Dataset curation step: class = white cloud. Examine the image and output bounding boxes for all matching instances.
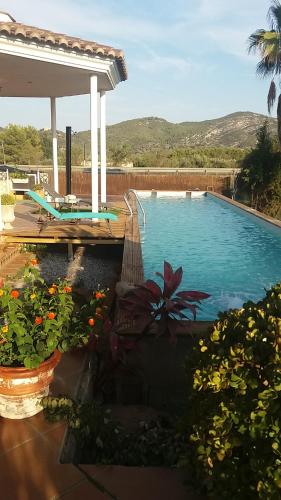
[0,0,267,62]
[0,0,168,46]
[205,27,254,61]
[178,0,271,61]
[134,47,197,73]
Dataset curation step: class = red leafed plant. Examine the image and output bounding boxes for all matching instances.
[119,261,210,338]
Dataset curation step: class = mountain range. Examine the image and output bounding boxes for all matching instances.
[74,111,277,152]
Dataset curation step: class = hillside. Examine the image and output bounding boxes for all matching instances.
[75,111,277,152]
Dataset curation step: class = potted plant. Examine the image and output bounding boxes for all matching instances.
[0,262,89,419]
[10,170,29,183]
[33,183,45,198]
[1,193,15,229]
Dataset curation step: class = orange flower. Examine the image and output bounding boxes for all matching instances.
[31,259,38,266]
[48,287,56,295]
[95,292,105,300]
[88,318,95,327]
[35,316,43,325]
[11,290,19,299]
[47,312,56,320]
[63,286,72,293]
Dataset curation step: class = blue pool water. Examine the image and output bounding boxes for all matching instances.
[138,194,281,320]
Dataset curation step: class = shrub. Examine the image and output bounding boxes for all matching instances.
[0,263,91,368]
[42,395,187,466]
[10,170,28,179]
[33,183,44,191]
[1,194,15,205]
[183,283,281,498]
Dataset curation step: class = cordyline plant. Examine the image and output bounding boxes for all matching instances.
[119,261,210,339]
[0,261,89,369]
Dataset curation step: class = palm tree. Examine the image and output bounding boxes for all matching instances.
[248,0,281,144]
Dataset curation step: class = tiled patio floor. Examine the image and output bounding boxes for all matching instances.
[0,350,202,500]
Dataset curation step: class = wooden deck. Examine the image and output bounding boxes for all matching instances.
[1,199,128,244]
[121,197,144,285]
[116,194,144,332]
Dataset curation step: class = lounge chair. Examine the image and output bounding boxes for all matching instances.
[26,190,118,222]
[41,183,91,208]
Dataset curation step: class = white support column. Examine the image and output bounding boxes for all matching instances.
[50,97,59,192]
[100,90,107,205]
[0,197,3,232]
[90,75,99,212]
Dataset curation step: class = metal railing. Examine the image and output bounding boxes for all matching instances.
[123,192,133,217]
[126,189,146,224]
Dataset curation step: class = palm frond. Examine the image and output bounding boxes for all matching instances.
[275,52,281,74]
[268,80,277,112]
[267,0,281,31]
[248,30,266,53]
[257,57,276,77]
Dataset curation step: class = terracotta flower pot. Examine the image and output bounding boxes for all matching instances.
[0,350,61,419]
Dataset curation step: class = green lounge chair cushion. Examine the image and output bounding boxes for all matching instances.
[26,190,118,221]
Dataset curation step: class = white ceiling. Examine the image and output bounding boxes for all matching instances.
[0,52,112,97]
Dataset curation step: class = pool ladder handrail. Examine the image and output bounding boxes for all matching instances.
[123,192,133,217]
[124,189,146,224]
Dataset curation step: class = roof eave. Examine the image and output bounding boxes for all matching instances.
[0,22,127,82]
[0,34,125,94]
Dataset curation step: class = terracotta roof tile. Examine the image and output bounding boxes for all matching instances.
[0,22,127,81]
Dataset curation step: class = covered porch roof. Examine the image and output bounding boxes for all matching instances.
[0,15,127,97]
[0,11,127,221]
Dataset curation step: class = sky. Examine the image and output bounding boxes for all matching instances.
[0,0,276,130]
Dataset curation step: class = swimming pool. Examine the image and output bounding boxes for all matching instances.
[138,193,281,320]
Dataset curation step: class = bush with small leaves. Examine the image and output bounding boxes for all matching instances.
[183,283,281,499]
[42,395,188,466]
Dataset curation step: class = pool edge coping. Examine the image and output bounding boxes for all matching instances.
[208,191,281,229]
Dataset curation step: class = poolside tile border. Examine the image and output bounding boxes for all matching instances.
[208,191,281,229]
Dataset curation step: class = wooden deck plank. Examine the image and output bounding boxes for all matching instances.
[3,237,124,244]
[121,196,144,285]
[116,195,144,332]
[1,199,128,244]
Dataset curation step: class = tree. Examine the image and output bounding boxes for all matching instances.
[248,0,281,144]
[40,130,52,160]
[109,144,131,166]
[238,122,281,212]
[0,124,43,165]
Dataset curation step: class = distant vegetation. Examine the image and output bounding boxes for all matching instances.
[133,147,247,169]
[0,112,277,169]
[238,122,281,219]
